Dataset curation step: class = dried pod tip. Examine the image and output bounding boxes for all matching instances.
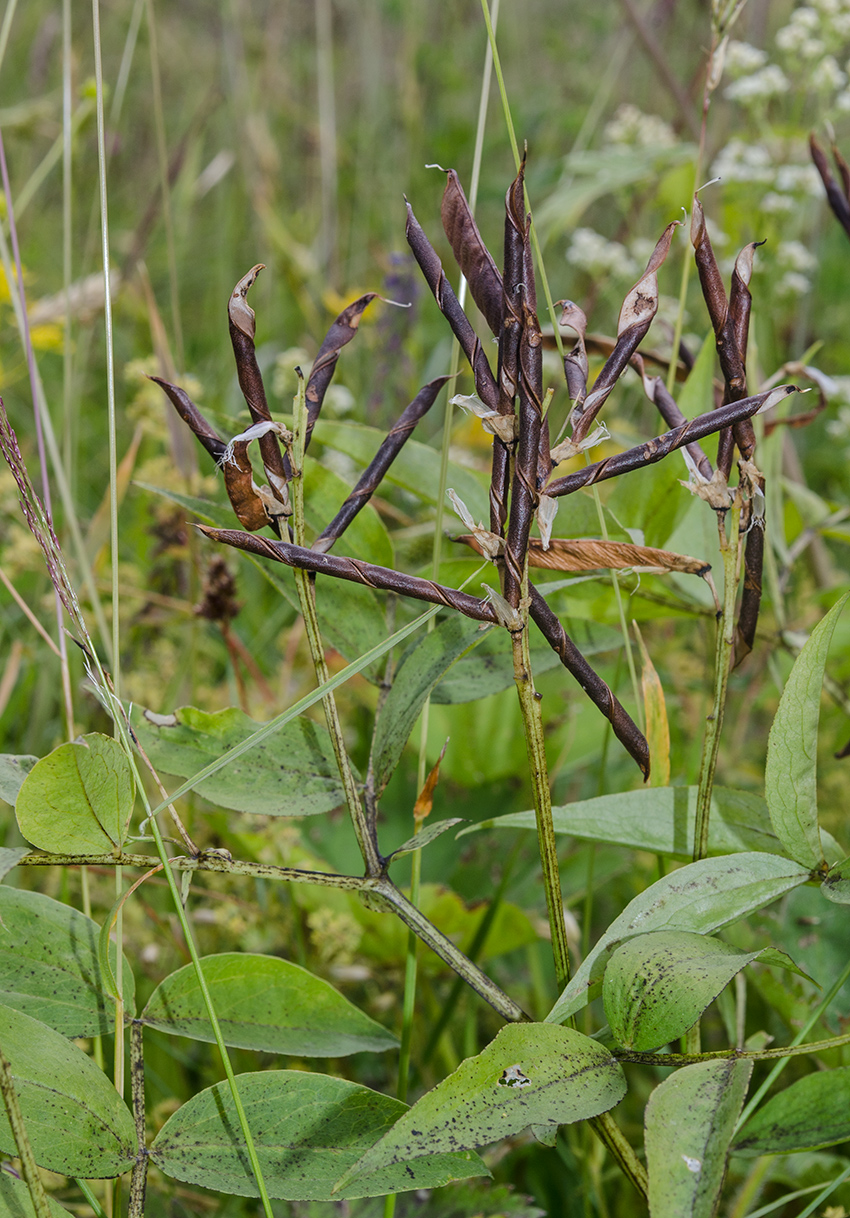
[229,263,266,339]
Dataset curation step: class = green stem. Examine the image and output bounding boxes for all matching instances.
[693,498,741,861]
[587,1110,648,1200]
[127,1021,148,1218]
[0,1043,52,1218]
[616,1026,850,1066]
[511,565,571,994]
[290,373,381,874]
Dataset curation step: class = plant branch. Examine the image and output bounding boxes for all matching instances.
[0,1042,53,1218]
[127,1021,148,1218]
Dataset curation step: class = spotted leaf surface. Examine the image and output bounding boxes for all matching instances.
[150,1070,487,1200]
[334,1024,626,1193]
[645,1059,752,1218]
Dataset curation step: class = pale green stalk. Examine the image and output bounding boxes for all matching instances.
[91,0,121,700]
[693,498,741,861]
[290,374,381,873]
[12,100,94,222]
[144,0,184,371]
[0,0,19,76]
[785,1165,850,1218]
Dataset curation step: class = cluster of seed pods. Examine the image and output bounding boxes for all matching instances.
[155,162,797,782]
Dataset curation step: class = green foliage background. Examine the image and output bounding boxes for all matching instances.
[1,0,850,1215]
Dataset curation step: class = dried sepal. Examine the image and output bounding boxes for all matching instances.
[679,449,732,511]
[549,422,609,467]
[441,169,503,337]
[447,489,502,560]
[482,583,522,631]
[536,494,558,550]
[451,393,518,444]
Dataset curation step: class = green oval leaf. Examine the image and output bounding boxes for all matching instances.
[140,953,398,1055]
[603,931,795,1051]
[150,1070,487,1200]
[15,734,135,855]
[370,616,491,794]
[335,1024,626,1194]
[546,853,810,1024]
[130,704,348,817]
[0,1004,137,1177]
[765,594,849,868]
[0,886,135,1035]
[733,1065,850,1155]
[645,1059,752,1218]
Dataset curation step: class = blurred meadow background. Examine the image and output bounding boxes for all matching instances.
[2,0,850,1214]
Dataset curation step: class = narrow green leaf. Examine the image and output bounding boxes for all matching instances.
[546,853,810,1024]
[370,616,491,793]
[335,1024,626,1193]
[765,594,849,868]
[462,786,786,858]
[0,886,134,1035]
[130,704,348,816]
[15,734,135,855]
[150,1070,487,1200]
[603,931,805,1052]
[0,1172,74,1217]
[389,818,466,858]
[645,1059,752,1218]
[734,1066,850,1155]
[0,1005,137,1177]
[140,953,397,1055]
[0,755,38,806]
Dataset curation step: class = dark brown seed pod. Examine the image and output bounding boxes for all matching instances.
[528,585,650,779]
[441,169,503,337]
[305,293,379,451]
[405,199,500,411]
[228,264,290,504]
[631,355,713,482]
[197,526,500,624]
[545,386,797,499]
[503,303,544,607]
[312,375,451,553]
[570,222,679,445]
[150,376,227,465]
[811,134,850,240]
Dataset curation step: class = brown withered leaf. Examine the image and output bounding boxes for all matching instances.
[458,534,711,578]
[441,169,503,337]
[413,739,449,825]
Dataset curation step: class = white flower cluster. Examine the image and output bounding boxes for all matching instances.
[724,64,790,104]
[566,227,638,278]
[603,103,676,149]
